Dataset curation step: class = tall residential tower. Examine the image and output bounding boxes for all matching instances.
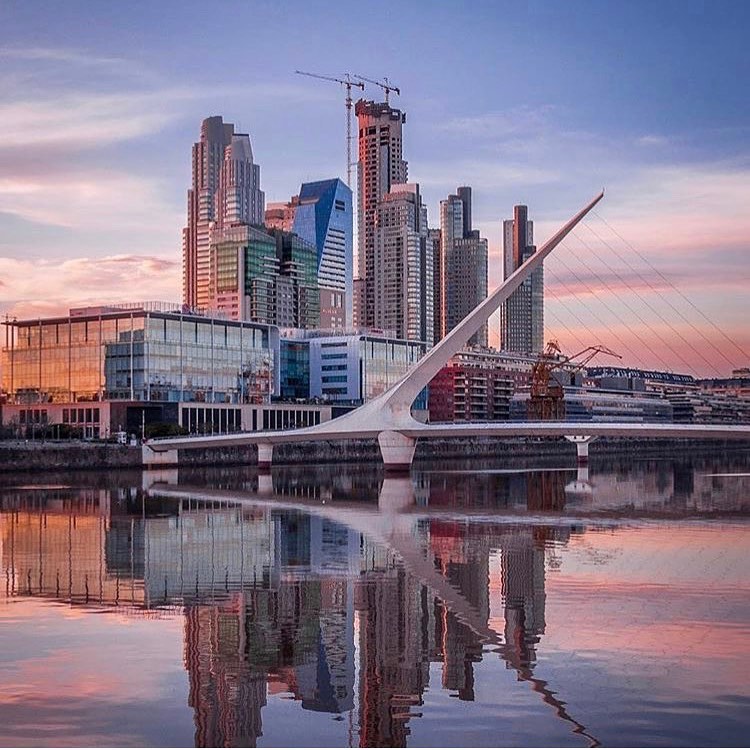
[354,100,408,330]
[182,116,264,311]
[437,187,488,347]
[500,205,543,353]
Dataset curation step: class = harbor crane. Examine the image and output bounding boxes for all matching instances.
[528,340,622,420]
[294,70,364,186]
[354,74,401,104]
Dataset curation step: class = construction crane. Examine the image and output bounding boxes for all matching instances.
[295,70,364,187]
[528,340,622,421]
[354,74,401,104]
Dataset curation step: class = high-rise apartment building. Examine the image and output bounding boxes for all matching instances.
[182,116,264,311]
[267,179,353,330]
[500,205,543,353]
[216,134,264,227]
[373,183,433,344]
[437,187,488,347]
[354,100,408,329]
[428,228,442,342]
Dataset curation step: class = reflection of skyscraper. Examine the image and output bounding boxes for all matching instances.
[184,597,267,747]
[500,532,546,669]
[429,520,489,701]
[355,570,431,747]
[501,205,543,353]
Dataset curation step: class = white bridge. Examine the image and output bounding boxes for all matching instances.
[146,191,750,470]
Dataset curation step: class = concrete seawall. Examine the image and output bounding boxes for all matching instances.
[1,437,748,473]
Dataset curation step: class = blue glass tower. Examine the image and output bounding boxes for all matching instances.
[292,179,353,329]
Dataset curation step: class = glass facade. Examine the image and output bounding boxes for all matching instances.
[1,306,279,406]
[273,230,320,330]
[360,335,425,406]
[245,230,279,324]
[303,333,427,409]
[293,179,353,327]
[279,340,311,401]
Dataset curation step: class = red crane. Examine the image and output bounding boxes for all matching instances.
[528,340,621,420]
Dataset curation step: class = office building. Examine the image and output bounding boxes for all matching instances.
[209,224,320,329]
[182,116,264,311]
[0,303,341,437]
[280,329,427,408]
[500,205,543,354]
[354,99,408,329]
[267,179,353,329]
[438,187,488,346]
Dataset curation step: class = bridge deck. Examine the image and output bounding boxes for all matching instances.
[146,420,750,452]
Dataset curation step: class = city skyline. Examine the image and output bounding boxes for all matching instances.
[0,1,748,376]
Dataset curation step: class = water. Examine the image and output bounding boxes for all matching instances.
[1,450,749,747]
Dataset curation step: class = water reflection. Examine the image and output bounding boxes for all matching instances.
[1,451,749,747]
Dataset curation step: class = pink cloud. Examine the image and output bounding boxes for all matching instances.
[0,255,180,318]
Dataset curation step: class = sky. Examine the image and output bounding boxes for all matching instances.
[0,0,748,377]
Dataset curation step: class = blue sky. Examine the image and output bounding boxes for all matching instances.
[0,0,748,375]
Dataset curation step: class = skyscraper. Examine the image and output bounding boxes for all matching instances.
[373,183,433,344]
[428,228,442,342]
[183,116,233,310]
[354,100,408,329]
[438,187,488,347]
[267,179,353,329]
[500,205,544,353]
[182,116,264,311]
[216,133,264,227]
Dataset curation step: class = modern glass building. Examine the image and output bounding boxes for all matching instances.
[1,303,280,437]
[292,179,353,329]
[283,331,427,409]
[209,224,320,329]
[355,100,408,331]
[182,116,265,312]
[373,184,433,346]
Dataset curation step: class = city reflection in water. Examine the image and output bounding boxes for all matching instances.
[1,453,749,747]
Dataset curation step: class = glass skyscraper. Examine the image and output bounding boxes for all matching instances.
[292,179,353,329]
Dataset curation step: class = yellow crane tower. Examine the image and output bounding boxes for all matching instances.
[294,70,365,187]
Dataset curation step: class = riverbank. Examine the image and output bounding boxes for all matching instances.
[1,436,748,473]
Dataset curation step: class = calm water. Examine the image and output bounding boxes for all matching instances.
[1,450,749,747]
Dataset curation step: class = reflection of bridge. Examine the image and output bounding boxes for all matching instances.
[1,477,602,746]
[145,190,750,471]
[152,478,600,745]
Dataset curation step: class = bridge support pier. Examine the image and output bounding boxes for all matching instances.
[142,444,179,468]
[257,442,273,471]
[378,476,416,511]
[378,430,416,473]
[565,435,597,465]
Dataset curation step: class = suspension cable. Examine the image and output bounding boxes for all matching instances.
[584,216,743,372]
